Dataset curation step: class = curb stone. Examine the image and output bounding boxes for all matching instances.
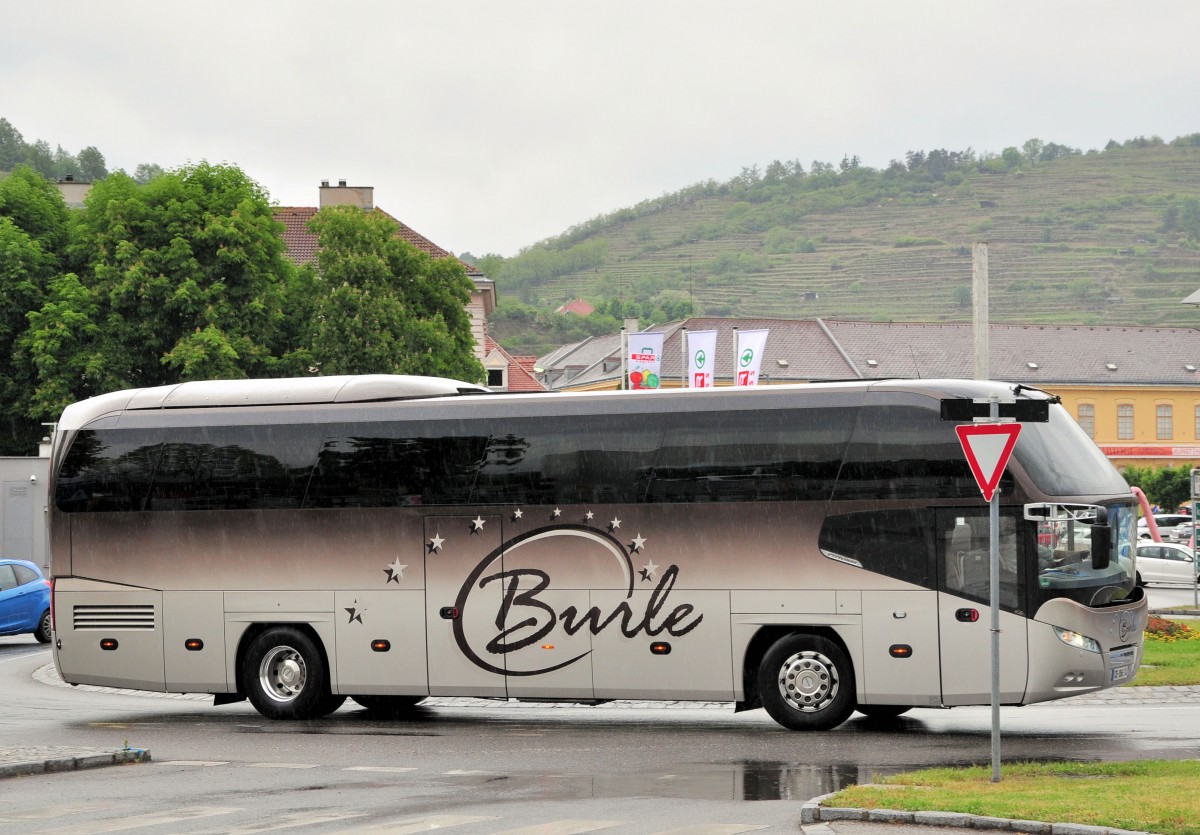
[802,802,1163,835]
[0,746,150,779]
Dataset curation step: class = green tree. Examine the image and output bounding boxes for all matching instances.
[23,163,299,415]
[307,206,484,382]
[0,167,70,451]
[24,139,54,178]
[132,162,165,184]
[77,146,108,181]
[0,117,26,171]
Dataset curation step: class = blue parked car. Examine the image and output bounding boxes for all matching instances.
[0,559,51,643]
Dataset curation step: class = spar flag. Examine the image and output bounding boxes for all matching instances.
[686,330,718,388]
[734,329,769,387]
[627,331,664,389]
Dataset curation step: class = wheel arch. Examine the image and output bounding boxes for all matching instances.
[735,624,856,713]
[233,622,334,698]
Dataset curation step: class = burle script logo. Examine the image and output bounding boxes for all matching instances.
[453,524,703,676]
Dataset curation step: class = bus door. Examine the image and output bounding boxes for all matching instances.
[424,514,507,697]
[935,509,1029,705]
[496,518,594,699]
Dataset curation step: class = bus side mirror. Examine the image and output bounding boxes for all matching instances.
[1091,506,1111,570]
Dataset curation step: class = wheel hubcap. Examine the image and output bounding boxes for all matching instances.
[259,646,307,703]
[778,650,839,713]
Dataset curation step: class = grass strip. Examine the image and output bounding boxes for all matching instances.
[824,760,1200,835]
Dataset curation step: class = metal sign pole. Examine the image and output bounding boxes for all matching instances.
[989,396,1002,782]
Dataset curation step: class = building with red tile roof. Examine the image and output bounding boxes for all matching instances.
[274,181,496,361]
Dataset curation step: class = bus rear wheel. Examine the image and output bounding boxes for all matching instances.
[758,633,855,731]
[243,627,333,720]
[352,695,425,717]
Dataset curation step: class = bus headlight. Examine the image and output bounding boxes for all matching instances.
[1054,626,1101,653]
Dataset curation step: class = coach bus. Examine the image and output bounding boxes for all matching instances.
[47,375,1146,731]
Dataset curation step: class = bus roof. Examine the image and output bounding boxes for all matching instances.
[55,375,489,431]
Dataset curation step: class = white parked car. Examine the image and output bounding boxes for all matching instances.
[1135,542,1199,586]
[1137,513,1193,540]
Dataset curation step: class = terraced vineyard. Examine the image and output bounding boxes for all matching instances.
[500,143,1200,328]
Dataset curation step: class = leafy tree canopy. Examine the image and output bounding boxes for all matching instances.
[307,207,484,383]
[23,162,300,416]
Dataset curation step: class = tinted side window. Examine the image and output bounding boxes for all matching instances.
[937,508,1024,612]
[0,564,17,591]
[306,429,488,508]
[56,429,163,512]
[818,509,934,587]
[148,425,325,511]
[834,395,1006,501]
[650,406,853,503]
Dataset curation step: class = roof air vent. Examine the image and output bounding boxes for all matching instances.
[1186,364,1197,373]
[1105,362,1118,371]
[866,359,879,367]
[1026,362,1039,370]
[777,359,789,367]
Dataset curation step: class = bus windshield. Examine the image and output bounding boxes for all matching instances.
[1013,406,1129,497]
[1033,502,1136,609]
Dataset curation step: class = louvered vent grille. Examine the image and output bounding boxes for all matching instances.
[72,604,156,631]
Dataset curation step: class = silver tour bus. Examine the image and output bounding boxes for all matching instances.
[48,376,1147,731]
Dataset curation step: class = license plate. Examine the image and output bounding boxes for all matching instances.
[1111,665,1131,683]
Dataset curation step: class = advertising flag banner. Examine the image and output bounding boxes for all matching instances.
[686,330,718,388]
[734,329,769,387]
[627,331,664,390]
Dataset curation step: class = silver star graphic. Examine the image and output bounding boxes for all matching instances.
[585,511,595,521]
[630,534,647,553]
[345,599,365,624]
[639,560,659,582]
[471,516,486,532]
[384,558,407,583]
[428,534,444,552]
[513,508,524,520]
[552,507,562,518]
[609,517,621,531]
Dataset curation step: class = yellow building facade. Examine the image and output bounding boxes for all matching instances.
[1051,385,1200,469]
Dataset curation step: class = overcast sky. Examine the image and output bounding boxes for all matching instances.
[6,1,1199,257]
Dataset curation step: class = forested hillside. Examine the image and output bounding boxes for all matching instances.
[480,136,1200,356]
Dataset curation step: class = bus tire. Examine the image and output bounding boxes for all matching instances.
[243,627,332,720]
[35,610,52,643]
[351,695,425,717]
[758,633,855,731]
[857,704,911,720]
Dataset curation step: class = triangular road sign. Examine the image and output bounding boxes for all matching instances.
[955,423,1022,502]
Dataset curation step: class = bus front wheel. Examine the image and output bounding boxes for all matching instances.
[243,627,333,720]
[758,633,856,731]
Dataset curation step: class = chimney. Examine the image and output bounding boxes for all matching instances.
[319,180,374,211]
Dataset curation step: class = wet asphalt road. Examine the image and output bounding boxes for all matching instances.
[2,633,1199,833]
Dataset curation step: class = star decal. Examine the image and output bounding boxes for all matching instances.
[639,560,659,582]
[512,508,524,521]
[552,508,562,518]
[428,534,444,553]
[471,516,486,533]
[608,517,621,532]
[384,558,407,583]
[345,600,365,625]
[585,511,595,521]
[630,534,647,553]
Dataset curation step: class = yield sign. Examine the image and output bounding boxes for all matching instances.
[955,423,1022,502]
